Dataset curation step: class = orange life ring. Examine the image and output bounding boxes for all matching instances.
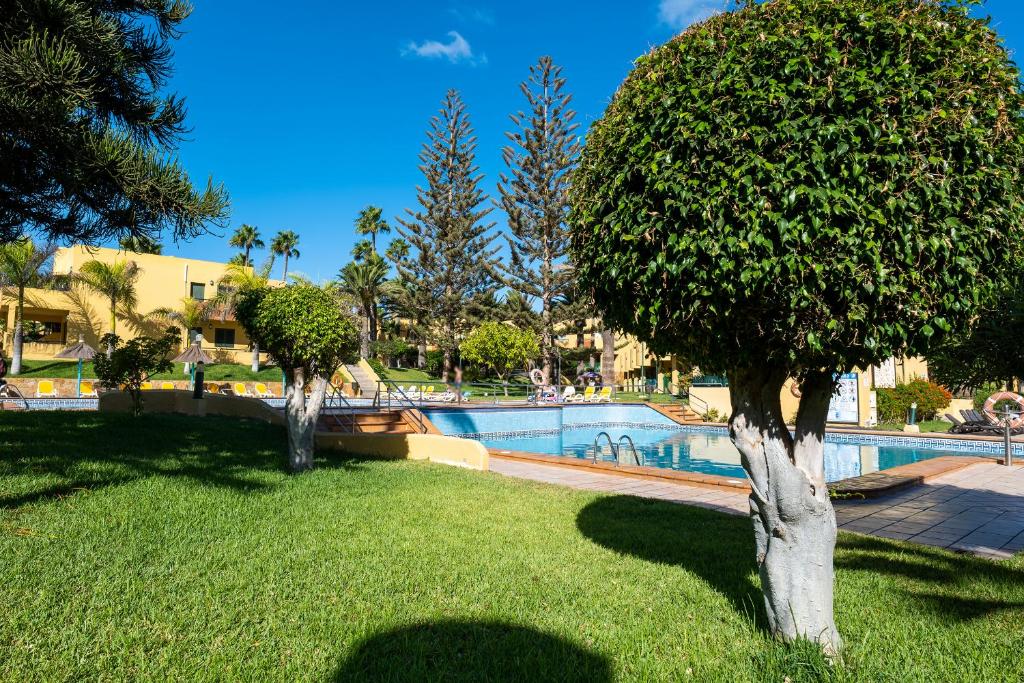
[983,391,1024,430]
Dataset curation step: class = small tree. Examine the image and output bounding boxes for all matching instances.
[570,0,1024,654]
[235,285,359,471]
[0,237,56,375]
[217,259,273,372]
[461,322,539,394]
[93,331,176,416]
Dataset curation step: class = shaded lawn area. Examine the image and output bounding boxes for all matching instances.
[1,414,1023,681]
[4,358,281,381]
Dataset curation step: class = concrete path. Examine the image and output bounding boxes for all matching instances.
[835,462,1024,559]
[489,457,1024,559]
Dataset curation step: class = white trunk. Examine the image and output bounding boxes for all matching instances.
[417,342,426,369]
[728,367,841,655]
[284,367,327,472]
[11,323,23,376]
[251,343,260,373]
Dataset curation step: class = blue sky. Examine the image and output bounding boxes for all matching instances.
[157,0,1024,282]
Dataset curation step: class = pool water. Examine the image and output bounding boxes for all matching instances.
[477,426,973,483]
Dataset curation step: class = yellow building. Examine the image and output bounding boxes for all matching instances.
[1,246,269,365]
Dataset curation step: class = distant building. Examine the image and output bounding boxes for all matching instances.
[1,246,271,366]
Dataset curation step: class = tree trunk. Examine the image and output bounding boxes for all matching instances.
[441,348,451,383]
[284,367,327,472]
[11,287,24,375]
[282,254,289,282]
[251,342,260,373]
[417,341,426,369]
[541,295,553,385]
[727,367,841,656]
[600,329,616,388]
[359,315,371,359]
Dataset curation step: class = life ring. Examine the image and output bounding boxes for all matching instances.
[983,391,1024,430]
[529,369,545,386]
[790,381,802,398]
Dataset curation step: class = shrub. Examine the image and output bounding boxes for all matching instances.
[366,357,387,379]
[93,330,176,416]
[424,350,444,377]
[876,379,952,423]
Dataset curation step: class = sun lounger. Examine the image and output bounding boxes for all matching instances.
[80,381,98,398]
[140,381,154,391]
[234,383,254,397]
[205,383,221,394]
[594,386,613,403]
[581,386,597,402]
[254,383,274,398]
[160,382,175,391]
[35,380,57,398]
[561,386,579,403]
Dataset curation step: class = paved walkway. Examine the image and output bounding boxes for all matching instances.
[835,462,1024,559]
[489,457,1024,559]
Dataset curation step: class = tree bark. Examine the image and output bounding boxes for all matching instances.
[284,367,327,472]
[600,329,616,388]
[11,286,24,375]
[251,342,260,373]
[727,366,841,656]
[417,341,426,369]
[359,315,371,359]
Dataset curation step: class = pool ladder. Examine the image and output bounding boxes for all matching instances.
[592,431,642,467]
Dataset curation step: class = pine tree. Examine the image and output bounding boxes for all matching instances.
[498,57,580,384]
[0,1,228,244]
[396,90,498,380]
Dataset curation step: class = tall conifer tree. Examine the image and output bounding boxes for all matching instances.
[498,57,580,384]
[396,90,498,380]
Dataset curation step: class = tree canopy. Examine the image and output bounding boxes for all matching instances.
[0,0,229,245]
[570,0,1024,380]
[461,322,539,383]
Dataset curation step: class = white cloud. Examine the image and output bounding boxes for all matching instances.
[658,0,724,30]
[403,31,483,65]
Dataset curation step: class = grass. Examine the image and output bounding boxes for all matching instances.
[4,358,281,382]
[876,420,951,434]
[2,413,1023,681]
[380,367,440,383]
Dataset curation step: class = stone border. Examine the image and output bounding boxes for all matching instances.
[488,448,751,492]
[828,456,993,498]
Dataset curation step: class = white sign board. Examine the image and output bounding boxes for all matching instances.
[828,373,860,424]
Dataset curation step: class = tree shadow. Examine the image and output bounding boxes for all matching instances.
[834,532,1024,622]
[331,620,612,682]
[575,495,766,627]
[0,412,366,510]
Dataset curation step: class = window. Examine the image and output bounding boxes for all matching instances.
[214,328,235,348]
[190,282,206,300]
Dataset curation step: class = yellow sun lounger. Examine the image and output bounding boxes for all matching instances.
[35,380,57,398]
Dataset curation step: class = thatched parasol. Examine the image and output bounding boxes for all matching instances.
[172,340,214,389]
[55,336,97,397]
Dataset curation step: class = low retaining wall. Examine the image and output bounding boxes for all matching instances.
[317,433,489,471]
[99,390,285,424]
[7,377,287,398]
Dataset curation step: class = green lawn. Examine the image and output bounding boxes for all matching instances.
[876,420,951,434]
[4,358,281,381]
[1,413,1022,681]
[380,367,440,383]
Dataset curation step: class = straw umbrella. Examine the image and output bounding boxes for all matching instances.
[55,336,96,398]
[172,340,213,389]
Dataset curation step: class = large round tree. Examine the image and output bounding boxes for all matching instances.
[570,0,1024,654]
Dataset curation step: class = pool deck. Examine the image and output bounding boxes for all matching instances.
[489,455,1024,559]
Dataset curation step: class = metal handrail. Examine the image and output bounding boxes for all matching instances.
[617,435,642,466]
[681,389,709,419]
[323,382,356,433]
[375,380,427,433]
[0,383,30,411]
[592,431,617,464]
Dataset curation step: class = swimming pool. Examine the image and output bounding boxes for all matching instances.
[423,405,1016,482]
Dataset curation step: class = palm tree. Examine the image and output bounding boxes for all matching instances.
[119,234,163,254]
[152,297,214,373]
[270,230,300,281]
[76,260,141,339]
[384,238,410,263]
[216,259,272,372]
[338,256,390,358]
[354,206,390,252]
[0,238,57,375]
[229,224,264,267]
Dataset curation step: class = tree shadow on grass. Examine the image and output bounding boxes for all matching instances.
[331,620,612,682]
[575,495,765,627]
[834,532,1024,622]
[0,411,367,510]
